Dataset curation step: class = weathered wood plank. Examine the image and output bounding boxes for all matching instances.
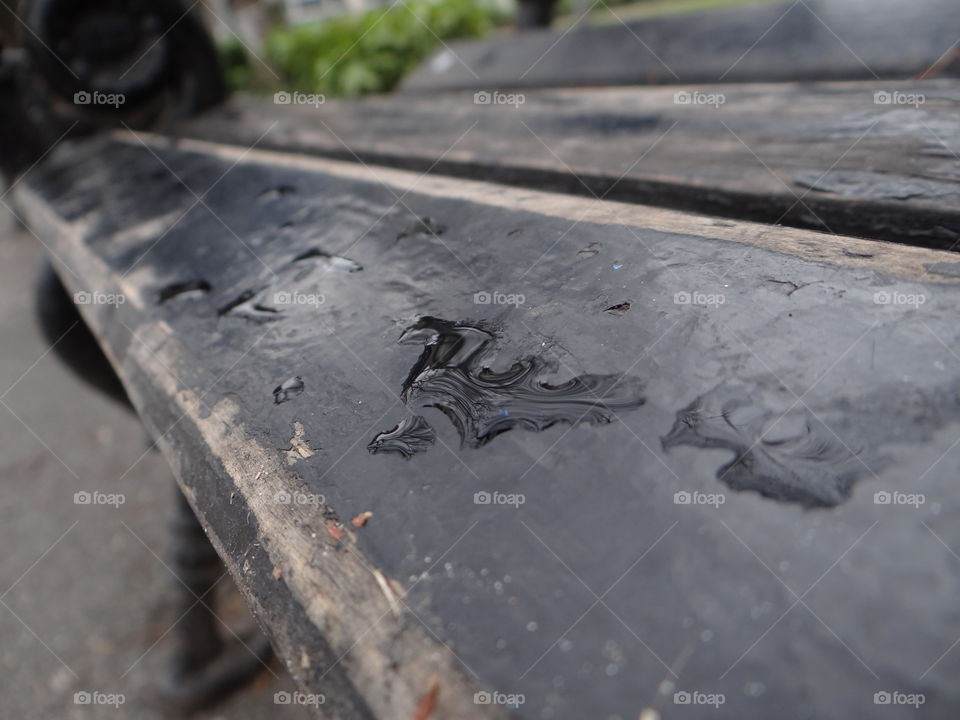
[402,0,960,92]
[180,80,960,250]
[17,133,960,719]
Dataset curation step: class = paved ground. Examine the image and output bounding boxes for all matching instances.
[0,215,312,717]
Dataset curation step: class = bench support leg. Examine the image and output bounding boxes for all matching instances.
[161,489,273,710]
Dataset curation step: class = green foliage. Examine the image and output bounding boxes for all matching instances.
[263,0,505,97]
[219,36,254,92]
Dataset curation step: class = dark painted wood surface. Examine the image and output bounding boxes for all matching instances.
[18,133,960,719]
[181,80,960,249]
[402,0,960,92]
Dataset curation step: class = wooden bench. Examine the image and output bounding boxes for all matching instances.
[9,0,960,716]
[16,97,960,716]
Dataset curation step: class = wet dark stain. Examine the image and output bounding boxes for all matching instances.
[541,112,663,135]
[397,216,446,241]
[577,242,601,259]
[249,303,279,317]
[604,302,631,316]
[661,386,865,508]
[507,228,522,237]
[274,376,305,404]
[218,289,256,316]
[369,317,645,457]
[368,415,436,458]
[158,279,211,304]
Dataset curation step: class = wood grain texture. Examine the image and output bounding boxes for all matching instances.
[17,133,960,719]
[179,80,960,249]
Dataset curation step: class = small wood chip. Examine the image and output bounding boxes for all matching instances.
[326,521,343,541]
[411,677,440,720]
[284,421,316,465]
[351,511,374,527]
[272,566,283,581]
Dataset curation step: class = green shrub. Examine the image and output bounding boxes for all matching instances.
[260,0,505,97]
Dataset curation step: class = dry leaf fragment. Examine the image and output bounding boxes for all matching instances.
[351,511,374,527]
[411,677,440,720]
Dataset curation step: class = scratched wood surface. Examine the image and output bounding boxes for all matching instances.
[17,132,960,719]
[180,80,960,250]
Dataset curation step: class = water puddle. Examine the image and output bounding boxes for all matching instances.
[368,415,436,458]
[274,376,305,404]
[661,385,865,508]
[368,317,645,457]
[218,246,361,320]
